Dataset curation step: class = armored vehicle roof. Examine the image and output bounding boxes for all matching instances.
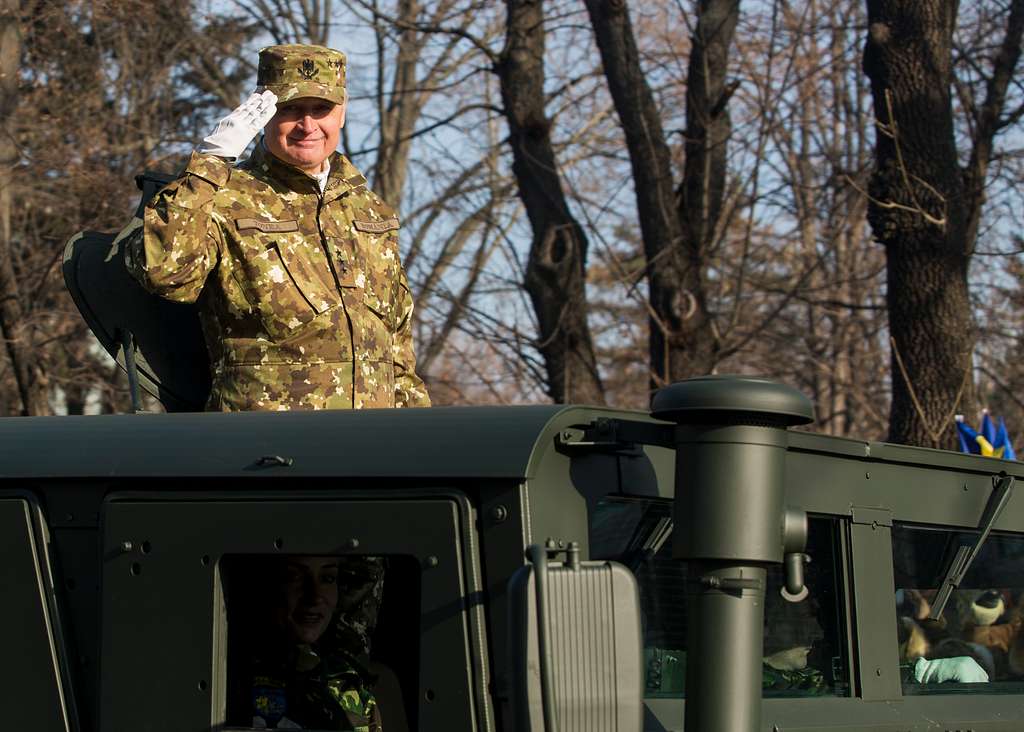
[2,406,1022,483]
[0,405,660,480]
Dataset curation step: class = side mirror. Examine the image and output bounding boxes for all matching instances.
[507,542,643,732]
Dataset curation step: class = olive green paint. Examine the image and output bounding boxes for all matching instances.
[2,379,1024,730]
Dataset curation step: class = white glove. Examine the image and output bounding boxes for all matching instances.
[914,656,989,683]
[197,90,278,158]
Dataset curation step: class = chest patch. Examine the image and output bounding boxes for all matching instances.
[353,218,400,234]
[235,218,299,234]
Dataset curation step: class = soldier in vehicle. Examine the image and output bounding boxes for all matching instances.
[243,555,387,730]
[127,44,430,412]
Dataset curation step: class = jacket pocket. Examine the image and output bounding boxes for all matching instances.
[353,226,402,331]
[234,227,340,340]
[362,286,398,332]
[349,288,395,367]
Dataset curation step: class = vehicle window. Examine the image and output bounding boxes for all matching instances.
[220,554,419,731]
[893,524,1024,694]
[590,497,850,698]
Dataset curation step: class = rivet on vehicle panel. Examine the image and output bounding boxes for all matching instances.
[347,538,360,549]
[120,541,133,553]
[490,505,508,523]
[198,680,208,692]
[875,667,882,676]
[865,472,871,479]
[425,555,439,568]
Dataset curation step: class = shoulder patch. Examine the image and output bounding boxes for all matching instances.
[353,217,400,234]
[235,218,299,234]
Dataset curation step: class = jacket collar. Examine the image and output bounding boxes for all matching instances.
[246,139,366,201]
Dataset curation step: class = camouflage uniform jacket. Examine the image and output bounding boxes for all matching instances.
[251,645,382,731]
[131,142,430,411]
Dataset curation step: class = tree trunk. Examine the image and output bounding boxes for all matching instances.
[372,0,422,203]
[0,0,46,415]
[864,0,970,448]
[864,0,970,447]
[497,0,604,404]
[864,0,1022,447]
[585,0,736,392]
[673,0,738,379]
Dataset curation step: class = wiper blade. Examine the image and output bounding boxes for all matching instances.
[929,474,1015,620]
[626,515,673,572]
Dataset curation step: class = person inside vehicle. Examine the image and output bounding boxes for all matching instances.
[247,555,386,730]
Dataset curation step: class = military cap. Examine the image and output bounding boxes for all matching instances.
[257,44,346,105]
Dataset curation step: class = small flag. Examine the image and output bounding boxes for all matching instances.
[995,416,1016,461]
[955,413,1016,460]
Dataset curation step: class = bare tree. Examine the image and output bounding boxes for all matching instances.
[0,1,256,415]
[0,0,47,414]
[585,0,738,392]
[495,0,605,404]
[741,0,888,437]
[863,0,1024,447]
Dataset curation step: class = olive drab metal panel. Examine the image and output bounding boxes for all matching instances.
[848,509,902,700]
[508,557,643,732]
[0,497,72,731]
[98,495,490,732]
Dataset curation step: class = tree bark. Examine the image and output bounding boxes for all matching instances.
[496,0,604,404]
[864,0,969,448]
[0,0,46,415]
[674,0,738,378]
[585,0,737,391]
[371,0,423,203]
[864,0,1023,447]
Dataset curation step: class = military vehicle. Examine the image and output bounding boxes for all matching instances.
[21,177,1023,730]
[6,369,1024,731]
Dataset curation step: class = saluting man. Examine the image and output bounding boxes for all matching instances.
[128,44,430,411]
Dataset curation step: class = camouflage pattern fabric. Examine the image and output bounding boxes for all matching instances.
[129,142,430,411]
[333,556,386,658]
[762,663,828,695]
[257,44,346,105]
[252,645,382,730]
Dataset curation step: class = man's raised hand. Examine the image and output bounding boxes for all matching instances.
[197,90,278,159]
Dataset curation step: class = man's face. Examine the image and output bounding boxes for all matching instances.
[273,556,339,645]
[264,97,346,173]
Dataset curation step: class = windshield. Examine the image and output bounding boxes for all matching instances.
[893,523,1024,694]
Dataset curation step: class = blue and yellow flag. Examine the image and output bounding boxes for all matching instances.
[955,411,1016,460]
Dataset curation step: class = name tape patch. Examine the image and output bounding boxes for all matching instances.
[235,218,299,234]
[353,217,400,234]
